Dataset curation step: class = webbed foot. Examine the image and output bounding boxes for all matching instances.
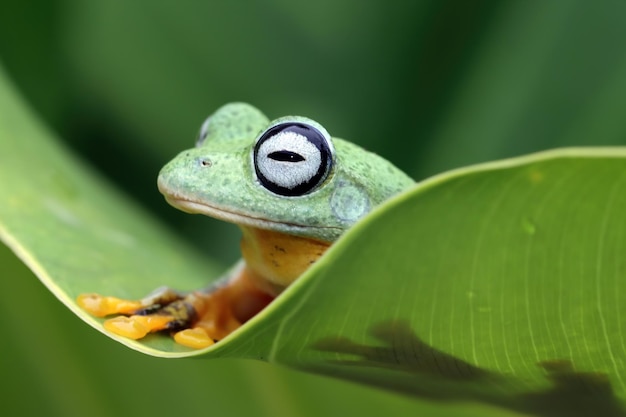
[77,271,272,349]
[103,296,198,338]
[78,289,217,347]
[77,286,183,317]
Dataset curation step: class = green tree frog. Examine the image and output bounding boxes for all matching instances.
[78,103,414,349]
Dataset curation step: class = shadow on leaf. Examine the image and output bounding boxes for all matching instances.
[310,320,625,417]
[314,320,490,380]
[521,360,625,417]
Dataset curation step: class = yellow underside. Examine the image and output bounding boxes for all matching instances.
[239,226,331,295]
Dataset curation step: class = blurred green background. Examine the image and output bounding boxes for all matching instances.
[1,1,626,416]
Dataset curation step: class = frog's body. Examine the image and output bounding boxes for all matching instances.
[78,103,414,349]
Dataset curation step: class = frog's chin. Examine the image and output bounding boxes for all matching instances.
[163,196,314,234]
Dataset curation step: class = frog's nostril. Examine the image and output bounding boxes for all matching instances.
[199,158,212,167]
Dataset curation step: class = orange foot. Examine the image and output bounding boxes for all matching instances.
[77,269,274,349]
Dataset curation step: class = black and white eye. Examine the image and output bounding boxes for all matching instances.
[253,121,333,196]
[195,116,212,147]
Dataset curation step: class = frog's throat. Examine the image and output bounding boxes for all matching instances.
[239,226,331,293]
[163,196,342,236]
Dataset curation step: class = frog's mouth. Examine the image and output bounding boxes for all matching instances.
[162,195,339,238]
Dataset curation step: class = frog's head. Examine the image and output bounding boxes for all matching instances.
[157,103,413,242]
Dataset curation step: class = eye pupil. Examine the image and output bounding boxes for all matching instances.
[268,151,305,162]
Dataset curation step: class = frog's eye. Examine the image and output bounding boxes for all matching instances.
[254,122,333,196]
[196,116,212,147]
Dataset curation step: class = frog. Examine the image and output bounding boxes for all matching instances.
[77,103,415,349]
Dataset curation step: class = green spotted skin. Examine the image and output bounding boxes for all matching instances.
[157,103,414,243]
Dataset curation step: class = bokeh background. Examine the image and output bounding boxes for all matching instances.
[1,1,626,416]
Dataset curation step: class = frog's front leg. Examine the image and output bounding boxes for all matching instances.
[77,263,274,349]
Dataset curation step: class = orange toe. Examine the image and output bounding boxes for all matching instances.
[104,316,150,339]
[174,328,215,349]
[104,315,173,339]
[77,293,143,317]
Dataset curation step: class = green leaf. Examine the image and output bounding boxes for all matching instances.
[0,64,222,355]
[217,147,626,416]
[246,148,626,415]
[2,61,625,416]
